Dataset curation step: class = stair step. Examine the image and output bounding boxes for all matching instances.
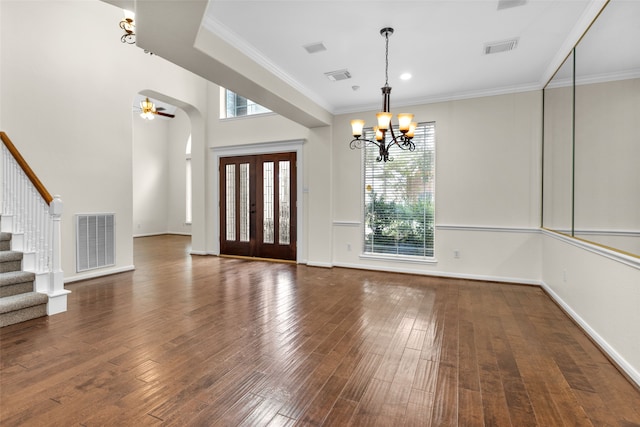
[0,232,10,242]
[0,232,11,250]
[0,251,23,273]
[0,291,48,327]
[0,251,22,261]
[0,271,36,297]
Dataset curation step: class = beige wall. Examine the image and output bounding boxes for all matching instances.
[332,91,543,283]
[543,84,574,233]
[574,78,640,254]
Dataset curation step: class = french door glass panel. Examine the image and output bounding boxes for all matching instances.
[239,163,250,242]
[263,162,274,244]
[279,161,290,245]
[225,164,236,241]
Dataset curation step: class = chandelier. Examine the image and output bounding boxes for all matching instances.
[119,11,136,44]
[350,28,417,162]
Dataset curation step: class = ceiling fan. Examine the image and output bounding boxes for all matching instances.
[136,97,175,120]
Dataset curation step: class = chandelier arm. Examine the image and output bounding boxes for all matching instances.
[349,137,383,150]
[388,125,399,145]
[393,137,416,151]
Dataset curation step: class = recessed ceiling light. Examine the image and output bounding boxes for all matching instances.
[400,73,412,80]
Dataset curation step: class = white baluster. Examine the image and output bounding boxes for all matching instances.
[2,142,68,314]
[16,164,24,233]
[36,201,44,272]
[1,146,5,215]
[26,187,34,252]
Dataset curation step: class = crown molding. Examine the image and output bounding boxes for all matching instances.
[333,82,542,115]
[200,14,333,113]
[540,0,609,88]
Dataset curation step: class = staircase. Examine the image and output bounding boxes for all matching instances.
[1,130,65,327]
[0,228,48,327]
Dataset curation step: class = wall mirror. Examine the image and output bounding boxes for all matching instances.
[543,0,640,257]
[543,51,574,235]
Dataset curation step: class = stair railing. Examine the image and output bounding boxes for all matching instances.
[1,131,68,315]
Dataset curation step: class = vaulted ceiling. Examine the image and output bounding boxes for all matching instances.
[105,0,609,127]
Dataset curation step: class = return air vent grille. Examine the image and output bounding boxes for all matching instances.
[76,214,115,272]
[324,69,352,81]
[303,42,327,54]
[484,38,519,55]
[497,0,527,10]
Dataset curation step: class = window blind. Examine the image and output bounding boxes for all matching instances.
[363,122,436,257]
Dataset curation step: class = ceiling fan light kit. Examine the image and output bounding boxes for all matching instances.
[349,27,417,162]
[140,97,156,120]
[138,97,176,120]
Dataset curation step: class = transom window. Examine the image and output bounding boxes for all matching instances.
[363,122,436,257]
[221,88,271,118]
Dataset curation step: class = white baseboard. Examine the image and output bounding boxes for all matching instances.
[133,232,167,238]
[190,250,209,256]
[133,232,192,238]
[306,261,333,268]
[541,281,640,388]
[332,261,542,286]
[64,265,135,284]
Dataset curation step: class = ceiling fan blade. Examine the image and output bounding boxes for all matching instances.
[156,107,166,111]
[155,111,175,118]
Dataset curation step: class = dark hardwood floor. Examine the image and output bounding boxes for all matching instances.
[1,235,639,426]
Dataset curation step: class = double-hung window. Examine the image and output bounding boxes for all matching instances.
[363,122,436,257]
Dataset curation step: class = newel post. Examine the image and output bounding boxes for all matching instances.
[47,195,70,315]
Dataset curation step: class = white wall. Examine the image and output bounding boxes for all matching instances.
[166,109,192,235]
[132,115,170,236]
[332,91,543,283]
[542,232,640,385]
[1,0,208,280]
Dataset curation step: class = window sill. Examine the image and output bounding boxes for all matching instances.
[359,253,437,265]
[219,112,276,122]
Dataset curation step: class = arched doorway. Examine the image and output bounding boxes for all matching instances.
[131,90,206,253]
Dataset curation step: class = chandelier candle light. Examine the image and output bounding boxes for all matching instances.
[119,10,136,44]
[350,27,417,162]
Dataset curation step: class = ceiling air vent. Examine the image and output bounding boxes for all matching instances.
[303,42,327,54]
[324,69,352,81]
[497,0,527,10]
[484,38,519,55]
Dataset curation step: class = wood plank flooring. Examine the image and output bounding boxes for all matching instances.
[1,235,639,426]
